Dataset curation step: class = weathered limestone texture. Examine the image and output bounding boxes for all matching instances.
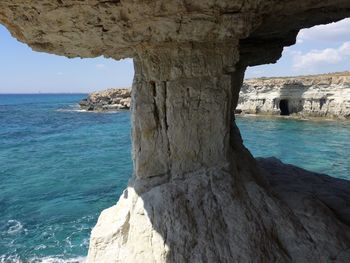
[1,1,350,262]
[88,156,350,262]
[238,72,350,119]
[79,88,131,111]
[131,44,238,178]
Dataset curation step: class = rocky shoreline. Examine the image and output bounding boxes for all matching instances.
[81,72,350,119]
[79,88,131,111]
[237,71,350,119]
[5,1,350,262]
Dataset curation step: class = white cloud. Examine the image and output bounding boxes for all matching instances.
[293,42,350,72]
[282,46,301,56]
[297,18,350,43]
[247,19,350,77]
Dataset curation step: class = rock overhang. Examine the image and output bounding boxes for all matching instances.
[2,2,350,262]
[1,0,350,65]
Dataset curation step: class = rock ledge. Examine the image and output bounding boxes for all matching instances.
[79,88,131,111]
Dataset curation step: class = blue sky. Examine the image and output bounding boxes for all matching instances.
[0,26,134,93]
[0,18,350,93]
[246,18,350,78]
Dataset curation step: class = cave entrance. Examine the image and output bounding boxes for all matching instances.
[279,99,290,115]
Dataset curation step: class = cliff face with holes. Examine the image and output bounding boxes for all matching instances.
[237,72,350,119]
[1,1,350,262]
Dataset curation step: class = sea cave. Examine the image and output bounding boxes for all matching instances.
[1,1,350,262]
[279,99,290,116]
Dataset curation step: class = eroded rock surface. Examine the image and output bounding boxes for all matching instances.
[238,72,350,119]
[1,1,350,64]
[1,1,350,262]
[259,157,350,229]
[79,88,131,111]
[87,157,350,263]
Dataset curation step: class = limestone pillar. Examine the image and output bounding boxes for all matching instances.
[86,44,325,263]
[1,1,350,262]
[131,43,238,179]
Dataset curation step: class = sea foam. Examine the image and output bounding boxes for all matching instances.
[0,255,86,263]
[6,220,25,235]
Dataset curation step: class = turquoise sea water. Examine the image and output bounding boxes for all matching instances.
[0,94,349,262]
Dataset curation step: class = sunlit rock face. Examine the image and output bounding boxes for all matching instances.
[238,72,350,118]
[79,88,131,111]
[1,1,350,262]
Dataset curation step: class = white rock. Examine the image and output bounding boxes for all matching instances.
[2,2,350,262]
[237,72,350,119]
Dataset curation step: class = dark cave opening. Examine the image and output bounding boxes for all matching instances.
[279,99,290,115]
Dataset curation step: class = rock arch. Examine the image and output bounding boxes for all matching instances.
[1,1,350,262]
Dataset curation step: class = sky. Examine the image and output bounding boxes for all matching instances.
[245,18,350,79]
[0,26,134,94]
[0,18,350,93]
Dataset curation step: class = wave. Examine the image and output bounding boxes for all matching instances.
[55,103,84,113]
[56,103,127,114]
[55,108,89,113]
[55,108,122,114]
[0,255,85,263]
[6,220,25,235]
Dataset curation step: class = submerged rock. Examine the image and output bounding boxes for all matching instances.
[79,88,131,111]
[237,72,350,119]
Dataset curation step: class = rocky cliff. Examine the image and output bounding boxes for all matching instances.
[1,1,350,262]
[79,88,131,111]
[82,72,350,118]
[237,72,350,119]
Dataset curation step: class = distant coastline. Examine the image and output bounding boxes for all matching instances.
[79,72,350,120]
[237,71,350,119]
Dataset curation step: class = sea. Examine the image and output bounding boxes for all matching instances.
[0,94,349,262]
